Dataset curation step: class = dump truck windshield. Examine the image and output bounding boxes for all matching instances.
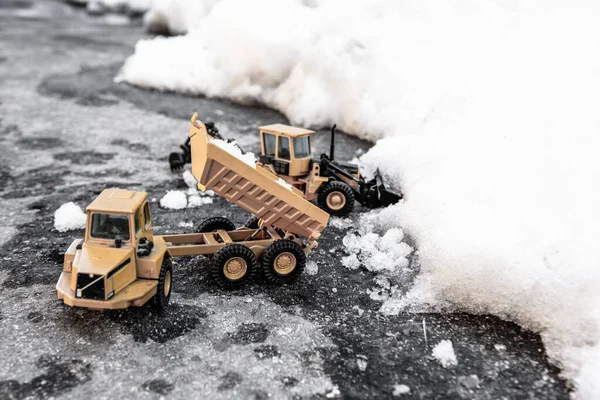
[293,136,311,158]
[91,213,130,241]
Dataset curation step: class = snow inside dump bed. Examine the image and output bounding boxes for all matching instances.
[188,117,329,241]
[117,1,600,397]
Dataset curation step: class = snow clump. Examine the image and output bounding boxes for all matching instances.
[159,190,187,209]
[432,340,458,368]
[54,202,86,232]
[211,138,256,168]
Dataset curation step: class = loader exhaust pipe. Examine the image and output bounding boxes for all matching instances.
[329,124,336,161]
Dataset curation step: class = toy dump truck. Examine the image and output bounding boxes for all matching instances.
[56,115,329,311]
[170,120,401,217]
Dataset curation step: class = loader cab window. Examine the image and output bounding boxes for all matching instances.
[293,136,311,158]
[263,133,276,156]
[91,213,130,241]
[278,136,290,160]
[143,202,151,229]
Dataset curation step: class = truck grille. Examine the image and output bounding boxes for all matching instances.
[76,273,105,300]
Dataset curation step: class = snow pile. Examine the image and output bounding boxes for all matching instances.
[54,202,86,232]
[159,190,187,209]
[432,340,458,368]
[211,138,256,168]
[117,0,600,396]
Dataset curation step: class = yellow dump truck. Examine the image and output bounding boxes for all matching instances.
[56,114,330,311]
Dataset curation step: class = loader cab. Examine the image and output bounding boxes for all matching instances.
[259,124,315,177]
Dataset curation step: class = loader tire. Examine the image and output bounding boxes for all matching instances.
[244,216,260,229]
[151,256,172,310]
[317,181,355,217]
[262,240,306,284]
[211,244,257,288]
[196,217,236,233]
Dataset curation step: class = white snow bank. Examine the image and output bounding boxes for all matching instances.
[118,0,600,396]
[432,340,458,368]
[54,202,87,232]
[73,0,151,14]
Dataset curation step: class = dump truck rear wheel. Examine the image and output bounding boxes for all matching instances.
[317,181,355,217]
[151,256,172,310]
[211,244,257,288]
[262,240,306,284]
[244,216,260,229]
[196,217,236,233]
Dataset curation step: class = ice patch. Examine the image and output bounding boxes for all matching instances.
[54,202,86,232]
[432,340,458,368]
[306,260,319,276]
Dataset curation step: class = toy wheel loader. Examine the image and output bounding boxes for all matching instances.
[170,123,402,217]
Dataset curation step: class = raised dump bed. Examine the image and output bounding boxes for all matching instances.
[188,113,330,242]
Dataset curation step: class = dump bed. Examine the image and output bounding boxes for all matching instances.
[188,113,329,241]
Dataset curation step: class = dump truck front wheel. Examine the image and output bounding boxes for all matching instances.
[317,181,355,217]
[196,217,236,233]
[211,244,257,288]
[262,240,306,284]
[151,256,172,310]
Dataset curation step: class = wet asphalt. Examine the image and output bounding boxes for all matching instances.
[0,1,571,399]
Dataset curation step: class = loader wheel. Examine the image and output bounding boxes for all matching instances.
[196,217,236,233]
[317,181,355,217]
[151,256,172,310]
[262,240,306,284]
[211,244,257,288]
[244,216,260,229]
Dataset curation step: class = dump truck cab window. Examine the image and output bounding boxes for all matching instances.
[263,133,276,156]
[143,202,151,229]
[135,209,142,235]
[90,213,130,241]
[278,136,290,160]
[293,136,311,158]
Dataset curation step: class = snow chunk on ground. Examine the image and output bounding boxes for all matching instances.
[160,190,187,209]
[212,138,256,168]
[306,260,318,276]
[188,194,213,207]
[182,169,197,189]
[432,340,458,368]
[54,202,86,232]
[392,384,410,396]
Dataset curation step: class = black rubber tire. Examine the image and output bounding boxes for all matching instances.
[261,240,306,284]
[151,256,172,310]
[211,244,257,288]
[244,216,260,229]
[317,181,355,217]
[196,217,236,233]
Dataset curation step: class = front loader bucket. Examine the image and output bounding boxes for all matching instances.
[370,168,402,208]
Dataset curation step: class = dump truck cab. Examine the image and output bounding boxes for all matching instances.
[56,189,172,310]
[258,124,315,178]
